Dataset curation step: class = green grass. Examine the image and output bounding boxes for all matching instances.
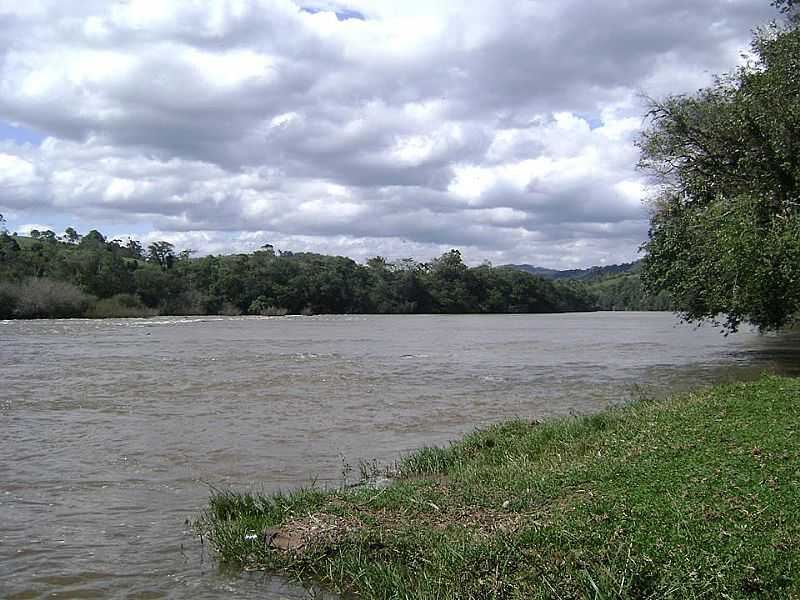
[197,376,800,598]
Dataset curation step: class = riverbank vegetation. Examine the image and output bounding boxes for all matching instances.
[507,261,674,311]
[197,375,800,598]
[639,0,800,332]
[0,222,660,319]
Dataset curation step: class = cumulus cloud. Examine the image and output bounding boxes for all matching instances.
[0,0,775,267]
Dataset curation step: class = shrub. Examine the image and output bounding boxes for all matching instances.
[218,302,242,316]
[248,296,289,316]
[86,294,158,318]
[0,282,19,319]
[10,278,95,318]
[160,289,210,316]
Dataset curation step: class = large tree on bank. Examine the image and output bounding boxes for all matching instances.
[639,3,800,332]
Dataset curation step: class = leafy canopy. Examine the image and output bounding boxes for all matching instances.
[639,8,800,332]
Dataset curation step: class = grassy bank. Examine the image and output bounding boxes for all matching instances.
[197,376,800,598]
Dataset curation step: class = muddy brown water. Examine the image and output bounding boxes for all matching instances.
[2,312,799,599]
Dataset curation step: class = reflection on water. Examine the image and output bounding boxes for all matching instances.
[2,312,799,599]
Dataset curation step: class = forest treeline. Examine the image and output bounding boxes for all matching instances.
[0,224,670,319]
[570,263,673,311]
[508,261,673,311]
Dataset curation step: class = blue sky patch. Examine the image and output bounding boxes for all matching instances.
[0,121,45,145]
[301,5,365,21]
[576,114,603,130]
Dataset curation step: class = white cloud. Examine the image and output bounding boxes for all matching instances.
[18,222,53,235]
[0,0,776,267]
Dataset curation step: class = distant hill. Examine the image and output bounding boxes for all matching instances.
[502,264,561,278]
[504,260,673,311]
[504,261,640,281]
[8,234,37,249]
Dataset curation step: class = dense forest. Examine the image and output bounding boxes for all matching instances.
[506,262,638,281]
[0,223,576,318]
[0,220,671,319]
[507,261,673,311]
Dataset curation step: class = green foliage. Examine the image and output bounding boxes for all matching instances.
[0,227,598,318]
[639,16,800,331]
[582,267,674,311]
[508,261,675,311]
[0,232,21,280]
[512,261,640,282]
[147,241,176,270]
[248,296,289,316]
[0,283,18,318]
[198,376,800,598]
[429,249,472,312]
[63,227,80,244]
[0,278,95,318]
[645,193,799,330]
[86,293,157,318]
[2,222,685,319]
[125,238,144,259]
[79,230,107,249]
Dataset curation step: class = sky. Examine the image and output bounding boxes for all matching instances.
[0,0,776,268]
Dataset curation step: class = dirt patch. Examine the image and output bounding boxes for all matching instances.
[262,498,558,556]
[262,511,365,553]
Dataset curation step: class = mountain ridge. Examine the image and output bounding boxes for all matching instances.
[503,260,641,282]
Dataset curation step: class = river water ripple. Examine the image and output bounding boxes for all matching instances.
[2,313,799,598]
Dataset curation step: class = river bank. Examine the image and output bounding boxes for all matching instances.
[199,375,800,598]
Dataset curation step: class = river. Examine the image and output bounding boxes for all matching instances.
[2,312,799,599]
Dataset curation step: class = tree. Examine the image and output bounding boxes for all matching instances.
[178,249,196,262]
[126,238,144,260]
[773,0,799,21]
[70,248,135,298]
[639,11,800,332]
[147,241,176,270]
[64,227,80,244]
[39,230,57,243]
[79,230,107,249]
[429,249,474,313]
[0,231,21,279]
